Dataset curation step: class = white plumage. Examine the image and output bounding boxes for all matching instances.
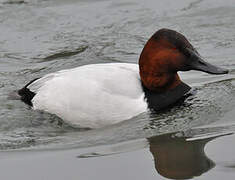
[28,63,148,128]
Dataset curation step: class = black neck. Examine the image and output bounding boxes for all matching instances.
[143,82,191,111]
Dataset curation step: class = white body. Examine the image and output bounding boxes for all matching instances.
[29,63,148,128]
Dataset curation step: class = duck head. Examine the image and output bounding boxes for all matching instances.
[139,28,228,92]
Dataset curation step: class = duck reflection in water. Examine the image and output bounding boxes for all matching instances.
[77,130,230,179]
[148,133,218,179]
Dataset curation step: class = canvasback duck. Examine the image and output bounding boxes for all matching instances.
[18,29,228,128]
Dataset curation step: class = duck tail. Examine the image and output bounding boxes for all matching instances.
[17,78,39,106]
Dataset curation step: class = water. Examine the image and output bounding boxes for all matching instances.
[0,0,235,179]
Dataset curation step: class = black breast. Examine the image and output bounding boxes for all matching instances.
[143,82,192,111]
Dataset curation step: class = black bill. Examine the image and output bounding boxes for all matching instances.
[187,48,229,75]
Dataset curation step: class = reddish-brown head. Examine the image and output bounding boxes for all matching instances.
[139,28,228,92]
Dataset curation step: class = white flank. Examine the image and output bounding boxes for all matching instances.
[28,63,148,128]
